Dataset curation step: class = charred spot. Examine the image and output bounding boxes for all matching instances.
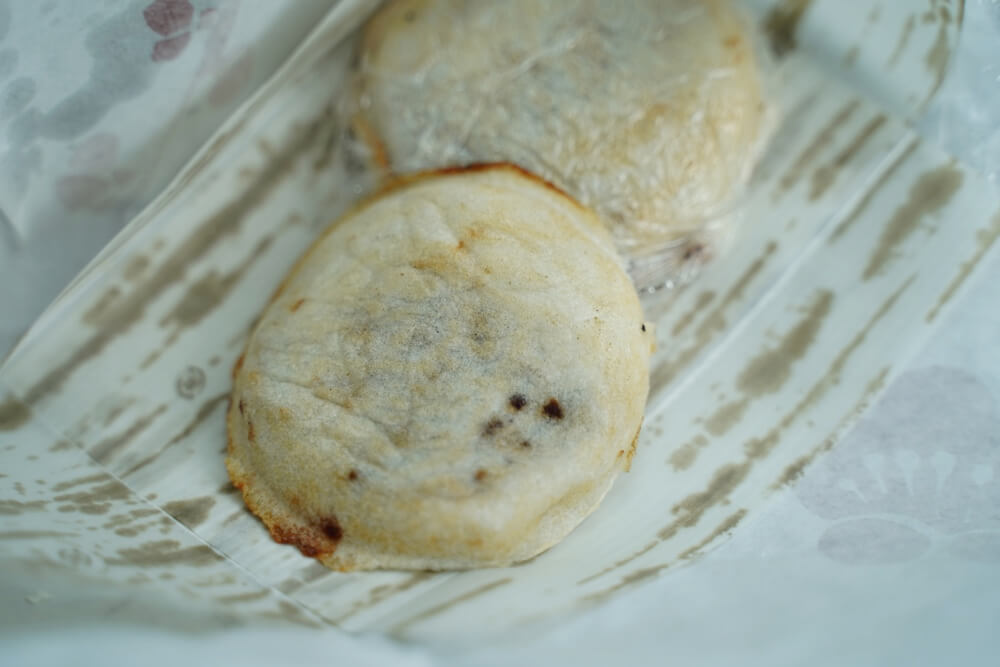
[347,469,359,481]
[270,524,328,559]
[290,298,305,312]
[682,243,705,261]
[542,398,564,420]
[474,469,488,482]
[319,517,343,542]
[509,394,527,411]
[232,354,244,380]
[482,417,504,437]
[246,419,255,442]
[456,239,466,250]
[238,399,245,415]
[298,542,322,558]
[641,324,647,332]
[520,440,532,449]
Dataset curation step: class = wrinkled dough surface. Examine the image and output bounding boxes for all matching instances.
[227,166,652,570]
[356,0,772,263]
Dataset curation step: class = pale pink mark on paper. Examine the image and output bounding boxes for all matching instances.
[152,33,192,62]
[143,0,194,36]
[143,0,194,62]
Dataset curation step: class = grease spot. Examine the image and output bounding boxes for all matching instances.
[668,436,709,471]
[927,211,1000,322]
[589,280,914,584]
[390,578,511,635]
[53,479,131,515]
[161,236,274,332]
[779,100,860,193]
[738,291,834,396]
[0,499,47,515]
[52,473,112,492]
[671,290,715,336]
[0,395,31,431]
[163,496,215,528]
[105,539,219,567]
[652,242,778,391]
[82,286,122,327]
[829,141,919,242]
[88,404,167,464]
[809,115,887,201]
[924,18,952,98]
[11,115,331,412]
[763,0,813,57]
[887,15,916,67]
[123,254,150,281]
[863,165,963,280]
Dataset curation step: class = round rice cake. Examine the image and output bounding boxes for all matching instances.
[227,165,653,571]
[353,0,773,282]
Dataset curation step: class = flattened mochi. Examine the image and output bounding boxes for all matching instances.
[353,0,773,283]
[227,166,652,570]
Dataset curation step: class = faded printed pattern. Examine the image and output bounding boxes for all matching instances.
[796,365,1000,564]
[0,0,337,359]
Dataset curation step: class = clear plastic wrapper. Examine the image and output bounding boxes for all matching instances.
[1,0,996,657]
[348,0,779,290]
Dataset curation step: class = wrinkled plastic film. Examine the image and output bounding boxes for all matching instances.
[343,0,780,290]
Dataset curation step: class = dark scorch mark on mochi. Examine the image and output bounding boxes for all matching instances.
[542,398,564,420]
[482,417,505,436]
[319,517,343,541]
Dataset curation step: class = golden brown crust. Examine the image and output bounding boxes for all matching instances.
[226,167,650,570]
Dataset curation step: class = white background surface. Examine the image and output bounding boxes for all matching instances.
[2,1,999,665]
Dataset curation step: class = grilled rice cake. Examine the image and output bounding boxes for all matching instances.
[227,165,653,570]
[354,0,772,275]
